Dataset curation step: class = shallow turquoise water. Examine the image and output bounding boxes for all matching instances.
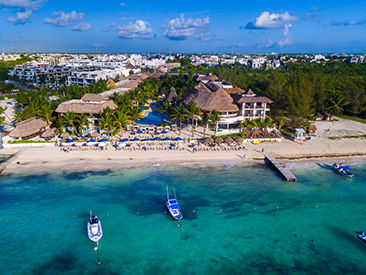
[1,160,366,274]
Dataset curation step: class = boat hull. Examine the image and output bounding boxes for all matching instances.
[332,164,354,177]
[87,221,103,242]
[166,201,183,221]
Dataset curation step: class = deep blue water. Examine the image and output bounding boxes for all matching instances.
[138,103,165,125]
[1,160,366,274]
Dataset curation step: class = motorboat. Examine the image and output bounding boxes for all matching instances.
[87,210,103,242]
[166,186,183,221]
[356,231,366,242]
[333,163,354,177]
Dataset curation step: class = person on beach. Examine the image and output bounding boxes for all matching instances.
[262,148,264,152]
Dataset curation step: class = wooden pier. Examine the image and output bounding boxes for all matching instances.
[0,149,26,173]
[264,152,297,182]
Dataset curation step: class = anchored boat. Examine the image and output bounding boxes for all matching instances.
[166,186,183,221]
[333,163,354,177]
[356,231,366,243]
[87,210,103,242]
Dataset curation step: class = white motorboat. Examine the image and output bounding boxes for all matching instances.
[87,210,103,242]
[166,186,183,221]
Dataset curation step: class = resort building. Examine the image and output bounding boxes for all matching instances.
[55,93,117,133]
[182,80,272,131]
[9,117,49,140]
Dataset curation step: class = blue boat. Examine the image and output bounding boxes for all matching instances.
[166,186,183,221]
[333,163,354,177]
[356,231,366,243]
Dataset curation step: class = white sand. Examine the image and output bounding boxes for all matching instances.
[2,118,366,173]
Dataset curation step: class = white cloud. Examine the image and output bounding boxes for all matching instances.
[120,2,127,7]
[118,20,152,39]
[0,0,46,10]
[246,11,297,29]
[1,0,46,23]
[277,23,293,47]
[195,32,212,42]
[266,38,275,48]
[73,22,91,31]
[163,13,210,40]
[44,10,84,27]
[6,9,32,23]
[110,22,115,26]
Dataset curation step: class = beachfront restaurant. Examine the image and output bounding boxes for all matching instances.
[9,117,49,140]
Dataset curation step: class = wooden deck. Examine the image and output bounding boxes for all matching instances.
[264,152,297,182]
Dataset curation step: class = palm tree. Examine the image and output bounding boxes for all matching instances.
[55,117,66,133]
[113,107,129,135]
[326,89,348,120]
[157,100,171,122]
[28,100,41,117]
[100,108,114,136]
[199,113,211,138]
[78,113,90,135]
[209,109,221,136]
[128,105,144,126]
[170,102,187,136]
[185,101,201,137]
[238,118,251,133]
[40,103,55,126]
[276,117,286,131]
[62,111,77,133]
[250,118,262,137]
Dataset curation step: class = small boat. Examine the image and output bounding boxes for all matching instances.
[87,210,103,242]
[333,163,354,177]
[166,186,183,221]
[356,231,366,242]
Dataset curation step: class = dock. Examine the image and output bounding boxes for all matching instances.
[264,152,297,182]
[0,149,26,173]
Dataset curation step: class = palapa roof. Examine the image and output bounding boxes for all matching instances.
[214,137,223,143]
[55,98,117,114]
[106,79,118,90]
[182,82,239,112]
[81,93,108,102]
[194,74,219,82]
[41,127,56,138]
[224,136,234,144]
[166,87,177,102]
[9,117,48,138]
[128,73,150,81]
[309,125,317,131]
[126,63,138,69]
[223,87,246,94]
[231,89,273,104]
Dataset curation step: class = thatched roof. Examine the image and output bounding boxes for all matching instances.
[166,87,177,102]
[9,117,48,138]
[223,87,246,94]
[224,136,234,144]
[90,132,100,138]
[235,136,244,144]
[106,79,118,89]
[204,137,214,144]
[60,132,70,138]
[231,89,273,104]
[182,82,239,112]
[55,98,117,114]
[194,74,219,82]
[81,93,108,102]
[128,73,150,81]
[126,63,138,70]
[214,137,223,144]
[309,125,317,131]
[41,127,56,138]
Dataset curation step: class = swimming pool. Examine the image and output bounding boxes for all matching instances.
[137,103,166,125]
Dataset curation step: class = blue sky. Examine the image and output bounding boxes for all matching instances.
[0,0,366,54]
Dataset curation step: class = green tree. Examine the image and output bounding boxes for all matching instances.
[62,111,77,133]
[128,105,144,126]
[100,107,114,136]
[157,100,171,121]
[40,103,55,126]
[78,113,90,135]
[170,102,187,136]
[113,107,129,135]
[326,89,348,120]
[209,109,221,136]
[199,113,211,138]
[185,101,201,137]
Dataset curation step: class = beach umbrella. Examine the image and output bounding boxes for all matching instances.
[137,130,143,134]
[153,137,161,141]
[204,137,214,144]
[86,139,95,146]
[41,127,56,138]
[60,132,70,139]
[73,142,85,147]
[235,136,244,144]
[118,142,126,147]
[132,137,140,141]
[144,138,150,141]
[224,137,234,144]
[65,139,74,143]
[164,137,171,141]
[161,130,168,134]
[121,138,129,142]
[175,137,182,141]
[214,137,223,144]
[99,138,108,142]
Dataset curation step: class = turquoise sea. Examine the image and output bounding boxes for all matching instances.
[1,160,366,275]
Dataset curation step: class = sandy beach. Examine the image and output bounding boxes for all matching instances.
[2,117,366,173]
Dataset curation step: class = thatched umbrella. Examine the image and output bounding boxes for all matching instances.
[41,127,56,138]
[90,132,100,138]
[235,136,244,144]
[214,137,223,144]
[224,136,234,144]
[204,137,214,144]
[60,132,70,139]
